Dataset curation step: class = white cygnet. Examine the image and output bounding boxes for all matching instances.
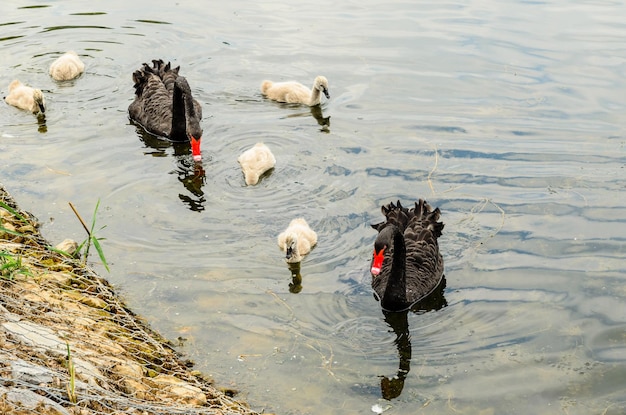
[49,51,85,81]
[4,80,45,113]
[237,142,276,185]
[261,75,329,106]
[277,218,318,263]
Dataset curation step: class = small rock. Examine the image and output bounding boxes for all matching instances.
[65,290,109,309]
[55,239,79,257]
[111,363,148,398]
[2,320,65,353]
[151,374,207,406]
[72,355,104,387]
[41,271,73,285]
[10,358,55,385]
[0,385,71,415]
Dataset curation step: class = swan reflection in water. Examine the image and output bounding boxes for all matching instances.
[176,158,206,212]
[133,123,207,212]
[280,103,330,132]
[37,113,47,134]
[287,262,303,294]
[309,105,330,130]
[379,276,447,400]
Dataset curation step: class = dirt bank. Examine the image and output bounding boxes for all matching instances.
[0,183,263,415]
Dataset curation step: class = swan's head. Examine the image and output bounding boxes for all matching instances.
[371,246,385,276]
[314,76,330,100]
[283,233,300,263]
[33,89,45,114]
[187,123,202,162]
[190,134,202,162]
[371,226,397,276]
[244,172,260,186]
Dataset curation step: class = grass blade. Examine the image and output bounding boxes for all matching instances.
[91,236,110,272]
[0,200,29,224]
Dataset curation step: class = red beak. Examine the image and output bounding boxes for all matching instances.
[371,247,385,276]
[191,136,201,161]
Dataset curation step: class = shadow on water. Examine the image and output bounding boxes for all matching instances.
[132,123,207,212]
[379,276,447,400]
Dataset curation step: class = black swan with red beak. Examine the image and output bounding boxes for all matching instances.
[129,59,203,161]
[370,200,445,312]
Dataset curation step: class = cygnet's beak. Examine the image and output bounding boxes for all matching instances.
[38,102,46,114]
[285,246,293,260]
[191,136,201,162]
[323,87,330,99]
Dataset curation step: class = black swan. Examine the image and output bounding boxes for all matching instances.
[128,59,203,161]
[370,200,444,312]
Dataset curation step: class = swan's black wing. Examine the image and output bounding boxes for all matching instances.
[129,62,173,138]
[154,59,202,122]
[371,200,411,232]
[151,59,180,94]
[152,60,203,121]
[403,200,444,304]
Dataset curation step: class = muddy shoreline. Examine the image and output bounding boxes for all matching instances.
[0,183,263,415]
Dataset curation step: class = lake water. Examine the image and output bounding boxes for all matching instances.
[1,0,625,414]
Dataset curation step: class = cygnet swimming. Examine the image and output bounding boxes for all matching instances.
[4,80,45,113]
[277,218,318,263]
[261,75,329,106]
[49,51,85,81]
[237,142,276,185]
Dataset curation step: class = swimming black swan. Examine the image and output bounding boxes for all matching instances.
[370,200,444,312]
[129,59,203,161]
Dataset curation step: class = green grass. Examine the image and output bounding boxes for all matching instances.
[65,341,77,404]
[0,250,31,280]
[0,200,31,238]
[70,199,110,272]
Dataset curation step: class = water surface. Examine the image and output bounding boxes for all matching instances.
[1,1,625,414]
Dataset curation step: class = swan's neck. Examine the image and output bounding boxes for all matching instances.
[171,80,187,139]
[171,77,200,141]
[309,83,322,106]
[382,229,407,309]
[184,88,198,120]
